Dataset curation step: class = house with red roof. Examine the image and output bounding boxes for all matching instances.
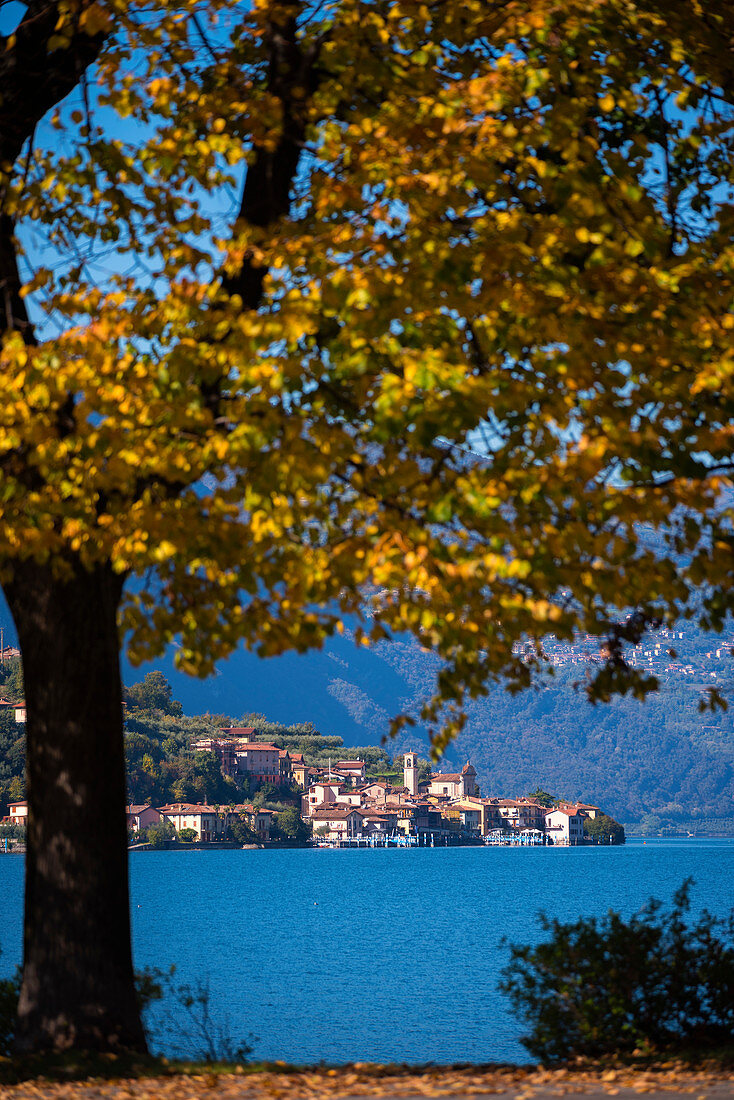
[545,806,585,845]
[158,803,224,842]
[310,807,362,841]
[126,804,162,833]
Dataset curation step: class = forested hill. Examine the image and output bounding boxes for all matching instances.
[2,591,733,829]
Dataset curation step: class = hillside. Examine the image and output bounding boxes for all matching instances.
[2,591,733,829]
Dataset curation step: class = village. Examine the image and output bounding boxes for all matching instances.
[4,728,616,849]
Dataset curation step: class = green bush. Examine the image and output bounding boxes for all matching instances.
[499,880,734,1063]
[178,828,198,843]
[0,953,19,1057]
[145,819,177,848]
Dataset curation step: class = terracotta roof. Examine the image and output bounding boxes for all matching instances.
[158,803,218,814]
[233,742,279,752]
[127,804,156,814]
[310,807,361,820]
[430,773,463,783]
[336,760,365,768]
[546,807,582,818]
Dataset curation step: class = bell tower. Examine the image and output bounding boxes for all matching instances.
[404,751,418,796]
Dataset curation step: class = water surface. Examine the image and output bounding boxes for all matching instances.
[1,838,732,1063]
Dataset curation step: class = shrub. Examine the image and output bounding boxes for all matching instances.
[0,952,19,1057]
[145,819,177,848]
[499,879,734,1063]
[178,828,198,843]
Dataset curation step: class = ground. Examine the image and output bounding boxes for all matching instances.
[0,1065,732,1100]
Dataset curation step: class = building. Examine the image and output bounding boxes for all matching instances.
[126,804,162,833]
[427,763,478,800]
[192,732,280,785]
[334,760,366,784]
[291,759,311,789]
[566,803,601,820]
[358,809,398,837]
[359,781,389,803]
[448,800,483,835]
[7,800,27,822]
[158,803,224,842]
[545,807,585,846]
[305,780,344,815]
[0,698,27,724]
[493,798,546,831]
[191,737,240,776]
[310,807,362,841]
[232,742,280,784]
[404,752,419,796]
[278,750,293,785]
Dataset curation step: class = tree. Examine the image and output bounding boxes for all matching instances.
[226,815,258,846]
[526,789,559,809]
[0,656,24,703]
[583,813,625,845]
[274,805,310,843]
[145,819,176,849]
[0,0,732,1055]
[125,672,183,717]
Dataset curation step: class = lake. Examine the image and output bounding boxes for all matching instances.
[1,838,733,1064]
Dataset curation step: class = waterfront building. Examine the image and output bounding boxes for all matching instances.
[310,807,362,841]
[5,800,27,823]
[545,806,585,845]
[126,804,163,833]
[158,803,224,842]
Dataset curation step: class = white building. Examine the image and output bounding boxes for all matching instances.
[545,807,585,846]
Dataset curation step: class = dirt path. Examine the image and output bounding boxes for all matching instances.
[0,1066,731,1100]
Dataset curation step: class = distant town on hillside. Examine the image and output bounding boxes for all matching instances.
[2,612,733,839]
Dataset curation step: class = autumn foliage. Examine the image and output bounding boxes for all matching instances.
[1,0,733,742]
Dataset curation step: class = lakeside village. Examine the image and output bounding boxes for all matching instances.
[3,727,622,849]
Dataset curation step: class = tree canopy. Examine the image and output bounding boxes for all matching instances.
[1,0,733,1054]
[125,670,183,716]
[2,0,733,744]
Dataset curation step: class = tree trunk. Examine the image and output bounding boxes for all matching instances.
[3,558,147,1054]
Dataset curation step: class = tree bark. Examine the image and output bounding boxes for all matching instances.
[3,558,147,1053]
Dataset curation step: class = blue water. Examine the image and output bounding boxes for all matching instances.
[1,839,733,1064]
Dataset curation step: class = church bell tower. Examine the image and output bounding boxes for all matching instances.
[404,752,418,796]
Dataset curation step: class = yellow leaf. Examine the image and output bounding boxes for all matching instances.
[79,3,112,36]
